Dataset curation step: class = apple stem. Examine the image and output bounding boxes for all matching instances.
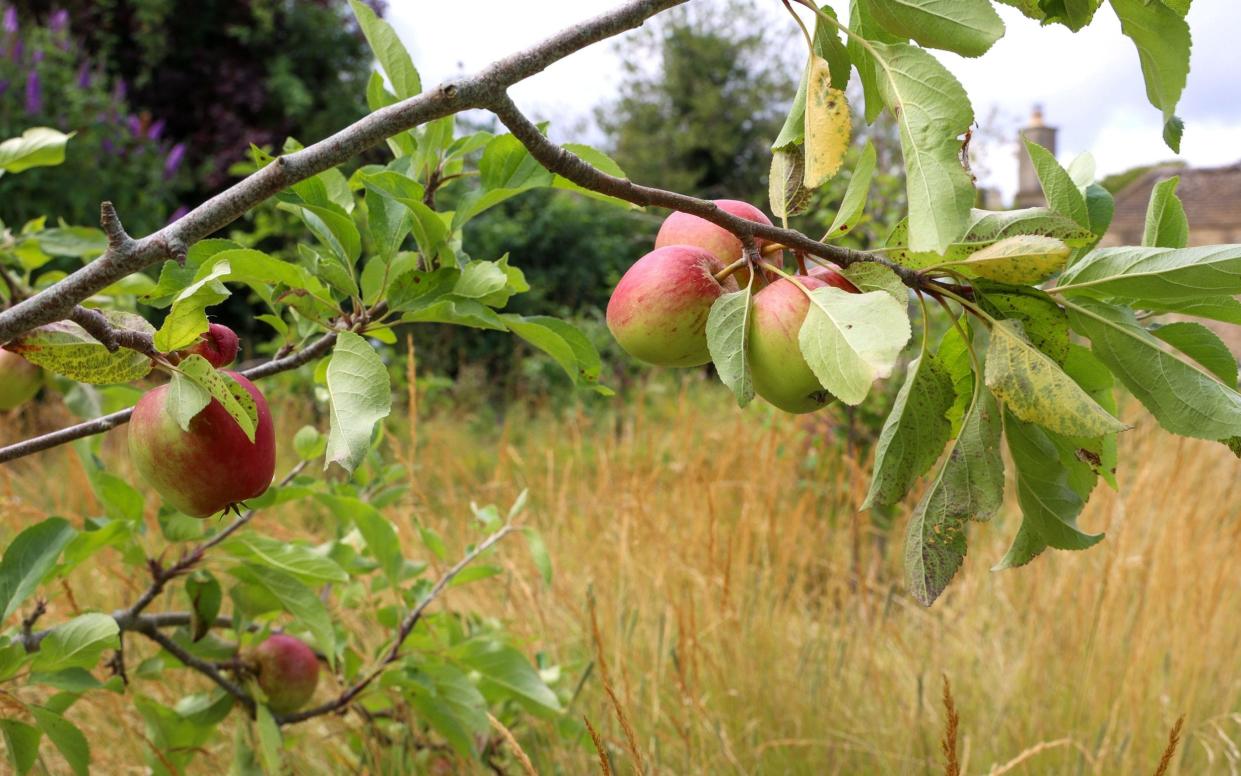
[795,251,808,275]
[713,257,749,283]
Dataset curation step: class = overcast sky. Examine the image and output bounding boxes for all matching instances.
[389,0,1239,201]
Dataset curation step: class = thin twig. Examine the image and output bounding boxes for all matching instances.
[133,621,253,709]
[278,523,516,725]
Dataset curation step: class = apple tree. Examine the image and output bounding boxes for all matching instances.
[0,0,1227,770]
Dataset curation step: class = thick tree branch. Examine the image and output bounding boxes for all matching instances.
[485,93,922,286]
[277,523,516,725]
[67,306,159,356]
[0,0,686,346]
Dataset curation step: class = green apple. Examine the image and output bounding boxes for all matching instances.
[0,347,42,411]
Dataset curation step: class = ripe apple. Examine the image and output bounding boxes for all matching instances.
[128,371,276,517]
[0,347,41,411]
[607,245,737,367]
[250,634,319,714]
[748,272,858,414]
[184,323,240,368]
[655,199,781,284]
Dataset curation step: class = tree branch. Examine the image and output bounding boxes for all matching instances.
[67,306,158,356]
[0,0,686,346]
[276,523,517,725]
[485,93,922,286]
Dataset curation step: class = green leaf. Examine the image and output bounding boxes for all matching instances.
[1139,296,1241,326]
[1152,322,1238,388]
[870,42,974,253]
[1060,344,1119,490]
[0,128,72,174]
[935,322,975,436]
[996,411,1103,569]
[1111,0,1190,152]
[31,613,119,672]
[35,227,107,259]
[11,312,154,385]
[1022,139,1089,228]
[706,287,755,407]
[387,266,459,314]
[524,528,553,586]
[450,640,562,715]
[798,286,912,405]
[1084,183,1115,242]
[803,57,851,188]
[1163,115,1185,155]
[1067,300,1241,439]
[869,0,1004,57]
[503,314,607,391]
[0,719,40,776]
[409,663,488,759]
[840,262,906,305]
[230,564,335,662]
[768,146,811,220]
[985,320,1127,437]
[904,385,1004,606]
[863,351,954,509]
[325,332,393,475]
[254,705,283,773]
[455,133,553,227]
[1056,244,1241,303]
[184,571,221,643]
[29,706,89,776]
[974,282,1070,364]
[282,203,362,266]
[849,0,905,125]
[402,299,508,330]
[166,356,258,443]
[825,142,876,238]
[1142,176,1189,249]
[0,517,75,621]
[223,534,349,584]
[348,0,421,99]
[454,260,509,300]
[153,260,231,352]
[317,495,403,585]
[943,235,1069,284]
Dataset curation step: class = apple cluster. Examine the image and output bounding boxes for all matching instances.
[606,200,859,414]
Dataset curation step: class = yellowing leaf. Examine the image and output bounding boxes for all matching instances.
[803,56,850,188]
[946,235,1069,284]
[984,320,1127,438]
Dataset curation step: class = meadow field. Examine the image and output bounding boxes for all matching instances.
[2,373,1239,775]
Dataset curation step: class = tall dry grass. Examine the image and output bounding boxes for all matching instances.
[2,374,1240,774]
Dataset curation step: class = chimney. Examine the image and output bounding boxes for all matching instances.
[1014,105,1057,208]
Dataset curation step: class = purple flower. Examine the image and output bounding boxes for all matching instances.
[3,8,17,34]
[49,9,68,33]
[126,114,142,137]
[31,47,42,63]
[24,70,41,114]
[167,206,188,224]
[147,118,165,140]
[113,78,126,101]
[0,79,8,96]
[101,138,115,155]
[164,143,186,178]
[10,38,21,62]
[75,60,89,88]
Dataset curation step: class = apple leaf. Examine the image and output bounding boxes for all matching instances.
[502,314,610,393]
[984,320,1127,437]
[1056,244,1241,303]
[863,349,954,509]
[31,613,119,673]
[11,311,154,385]
[0,127,73,175]
[798,286,912,405]
[1111,0,1190,152]
[840,261,905,304]
[231,564,335,665]
[825,141,876,238]
[347,0,420,99]
[1022,139,1089,228]
[943,235,1069,285]
[887,207,1093,270]
[706,286,755,407]
[0,719,40,776]
[325,331,393,475]
[0,517,75,622]
[168,355,258,442]
[769,146,811,220]
[973,282,1070,364]
[1151,321,1238,388]
[29,706,89,776]
[904,383,1004,606]
[1067,300,1241,439]
[153,259,231,353]
[1142,176,1188,249]
[803,56,851,188]
[935,322,975,437]
[869,0,1004,58]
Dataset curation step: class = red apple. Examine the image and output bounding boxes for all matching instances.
[655,199,781,284]
[251,634,319,714]
[0,347,41,411]
[128,371,275,517]
[607,245,736,367]
[748,274,856,414]
[807,264,860,293]
[184,323,240,368]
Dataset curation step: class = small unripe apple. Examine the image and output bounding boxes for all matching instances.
[748,272,857,414]
[250,634,319,714]
[655,199,780,284]
[185,323,240,368]
[0,347,41,411]
[128,371,276,517]
[607,245,737,367]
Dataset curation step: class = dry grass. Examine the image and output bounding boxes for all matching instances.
[3,373,1241,774]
